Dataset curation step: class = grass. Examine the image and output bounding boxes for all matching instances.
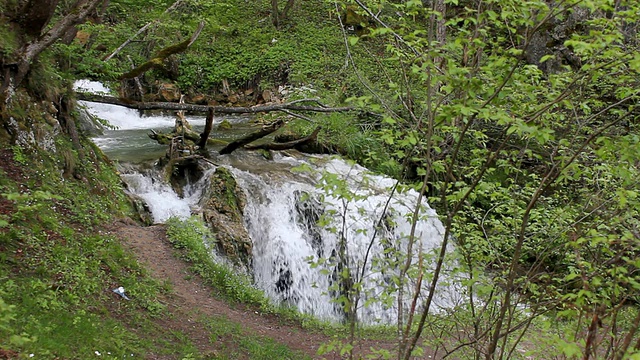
[0,133,197,358]
[204,315,312,360]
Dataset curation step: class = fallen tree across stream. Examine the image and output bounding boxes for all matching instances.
[77,93,356,154]
[76,93,354,114]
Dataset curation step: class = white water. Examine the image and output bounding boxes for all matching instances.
[232,154,456,323]
[120,170,212,223]
[81,80,457,324]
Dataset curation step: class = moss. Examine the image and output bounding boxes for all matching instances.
[217,119,233,130]
[199,167,252,268]
[256,148,273,160]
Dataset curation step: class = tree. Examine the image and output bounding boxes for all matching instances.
[323,0,640,359]
[0,0,107,100]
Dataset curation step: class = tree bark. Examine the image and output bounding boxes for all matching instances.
[271,0,280,28]
[9,0,106,90]
[18,0,61,37]
[198,108,215,149]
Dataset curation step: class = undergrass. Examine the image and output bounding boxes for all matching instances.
[203,315,312,360]
[0,139,197,358]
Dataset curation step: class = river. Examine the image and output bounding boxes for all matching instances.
[77,80,459,324]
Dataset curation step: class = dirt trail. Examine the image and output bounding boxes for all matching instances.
[113,223,391,359]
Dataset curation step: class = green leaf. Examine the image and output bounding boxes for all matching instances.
[539,54,555,63]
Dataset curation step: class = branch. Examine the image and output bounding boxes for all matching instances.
[245,126,321,151]
[219,120,285,155]
[13,0,105,86]
[119,21,205,79]
[76,93,355,113]
[103,0,185,61]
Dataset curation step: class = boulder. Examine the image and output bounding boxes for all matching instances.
[198,167,253,269]
[77,107,106,136]
[261,89,273,103]
[157,82,181,102]
[217,119,232,130]
[190,94,207,105]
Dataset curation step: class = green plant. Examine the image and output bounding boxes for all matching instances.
[165,217,269,307]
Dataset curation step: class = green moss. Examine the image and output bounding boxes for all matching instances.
[217,119,233,130]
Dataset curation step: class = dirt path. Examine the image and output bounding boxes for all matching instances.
[112,223,392,359]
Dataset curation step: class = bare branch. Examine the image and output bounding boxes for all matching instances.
[103,0,185,61]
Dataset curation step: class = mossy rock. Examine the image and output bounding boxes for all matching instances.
[198,167,252,269]
[256,149,272,160]
[217,119,233,130]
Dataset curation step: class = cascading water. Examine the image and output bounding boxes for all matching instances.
[79,80,457,324]
[119,168,213,223]
[231,154,454,324]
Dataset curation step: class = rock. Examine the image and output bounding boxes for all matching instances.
[167,157,207,197]
[212,93,227,103]
[198,167,252,269]
[217,119,232,130]
[190,94,207,105]
[261,90,272,103]
[77,107,105,136]
[157,82,181,102]
[256,149,273,160]
[126,192,154,225]
[228,94,239,104]
[75,30,90,45]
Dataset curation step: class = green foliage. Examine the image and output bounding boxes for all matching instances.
[165,217,269,307]
[203,315,312,360]
[0,132,169,357]
[301,0,640,358]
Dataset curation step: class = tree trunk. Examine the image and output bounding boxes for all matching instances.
[2,0,106,96]
[18,0,61,37]
[271,0,295,29]
[271,0,280,28]
[76,93,355,114]
[198,108,215,149]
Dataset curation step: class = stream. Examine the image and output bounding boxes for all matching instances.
[77,80,459,324]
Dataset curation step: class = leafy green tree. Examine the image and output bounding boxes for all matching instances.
[322,0,640,358]
[0,0,106,99]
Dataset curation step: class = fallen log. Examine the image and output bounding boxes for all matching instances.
[76,93,355,114]
[245,127,322,151]
[219,120,285,155]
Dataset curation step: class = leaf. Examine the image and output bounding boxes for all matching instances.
[539,54,555,63]
[349,36,359,46]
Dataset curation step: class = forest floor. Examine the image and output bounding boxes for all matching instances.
[111,222,402,360]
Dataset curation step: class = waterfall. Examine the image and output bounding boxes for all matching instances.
[232,154,452,324]
[120,168,212,223]
[80,80,457,324]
